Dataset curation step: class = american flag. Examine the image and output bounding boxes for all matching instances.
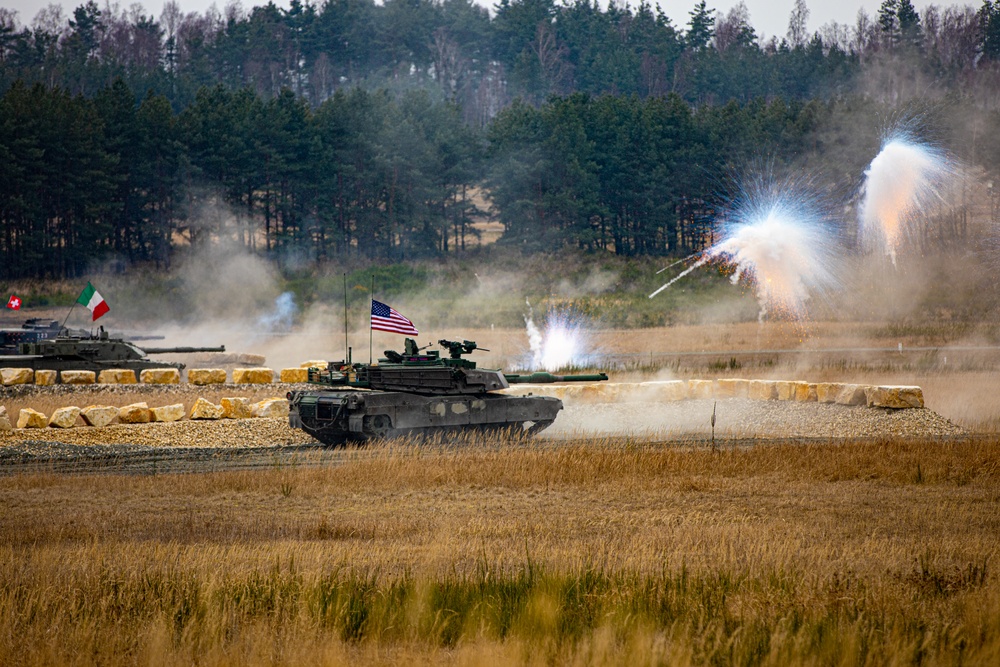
[371,299,419,336]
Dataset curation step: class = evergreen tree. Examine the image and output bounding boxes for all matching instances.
[980,1,1000,60]
[686,0,715,51]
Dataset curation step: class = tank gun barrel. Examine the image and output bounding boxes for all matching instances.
[504,372,608,384]
[140,345,226,354]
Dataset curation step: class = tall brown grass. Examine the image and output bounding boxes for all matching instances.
[2,436,998,665]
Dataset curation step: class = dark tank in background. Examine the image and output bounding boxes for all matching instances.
[1,318,168,355]
[1,325,224,375]
[1,319,70,354]
[288,338,607,445]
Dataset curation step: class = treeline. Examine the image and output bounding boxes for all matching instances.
[0,79,486,278]
[3,0,1000,279]
[10,73,993,279]
[4,0,1000,116]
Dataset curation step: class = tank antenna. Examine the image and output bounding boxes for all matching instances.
[343,272,349,363]
[369,274,374,364]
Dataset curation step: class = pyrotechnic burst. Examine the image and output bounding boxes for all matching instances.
[523,300,590,371]
[650,177,841,321]
[859,133,954,264]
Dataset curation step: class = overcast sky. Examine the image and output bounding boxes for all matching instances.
[2,0,892,43]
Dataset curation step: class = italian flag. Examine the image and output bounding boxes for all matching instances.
[77,282,110,321]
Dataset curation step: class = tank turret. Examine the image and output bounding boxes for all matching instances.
[288,337,608,446]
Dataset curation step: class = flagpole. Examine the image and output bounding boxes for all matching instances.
[369,274,374,364]
[60,301,78,330]
[343,272,349,363]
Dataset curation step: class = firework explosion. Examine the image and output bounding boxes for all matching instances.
[859,135,954,264]
[523,301,588,370]
[650,187,840,321]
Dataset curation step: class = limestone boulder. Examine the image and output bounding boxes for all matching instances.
[0,406,11,432]
[2,368,34,386]
[221,397,253,419]
[815,383,840,404]
[34,370,57,386]
[119,402,151,424]
[280,367,309,383]
[187,368,227,386]
[688,380,714,399]
[775,381,801,401]
[48,406,81,429]
[300,360,329,370]
[140,368,180,385]
[233,367,274,384]
[748,380,777,401]
[81,405,119,428]
[577,382,618,403]
[554,385,584,404]
[865,385,924,409]
[794,383,818,402]
[835,384,869,406]
[98,369,137,384]
[17,408,47,429]
[715,379,750,399]
[253,398,289,419]
[640,380,688,402]
[190,397,224,420]
[61,370,96,385]
[151,404,186,422]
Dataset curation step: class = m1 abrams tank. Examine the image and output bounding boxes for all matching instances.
[3,326,224,375]
[287,338,608,446]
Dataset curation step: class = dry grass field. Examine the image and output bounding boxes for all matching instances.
[2,321,1000,665]
[1,437,999,665]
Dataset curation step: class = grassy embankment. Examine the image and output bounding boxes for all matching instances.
[1,436,998,665]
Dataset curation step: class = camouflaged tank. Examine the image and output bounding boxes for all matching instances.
[4,326,224,375]
[287,338,607,445]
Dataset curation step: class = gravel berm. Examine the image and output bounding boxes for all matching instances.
[0,377,970,477]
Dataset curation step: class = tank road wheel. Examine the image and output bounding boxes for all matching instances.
[363,414,393,439]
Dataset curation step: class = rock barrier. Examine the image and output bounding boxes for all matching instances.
[2,368,34,386]
[188,369,227,385]
[190,397,224,420]
[81,405,118,427]
[119,403,151,424]
[61,370,96,385]
[17,408,47,428]
[49,406,81,428]
[140,368,180,385]
[280,368,309,383]
[500,379,925,409]
[34,370,57,386]
[151,404,186,422]
[98,369,138,384]
[4,378,926,433]
[233,368,274,384]
[221,397,252,419]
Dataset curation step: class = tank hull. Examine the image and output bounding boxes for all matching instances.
[288,389,562,446]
